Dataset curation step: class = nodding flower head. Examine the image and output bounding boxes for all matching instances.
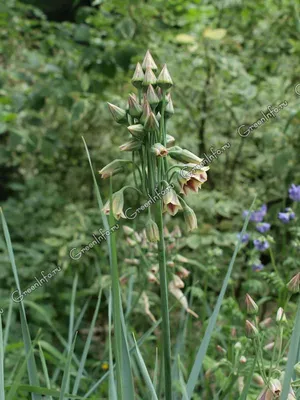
[289,183,300,202]
[178,172,206,195]
[99,159,129,179]
[151,143,168,157]
[168,147,204,165]
[163,189,182,216]
[102,190,126,220]
[182,205,198,232]
[145,219,160,243]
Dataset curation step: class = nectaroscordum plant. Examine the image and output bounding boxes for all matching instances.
[99,50,209,399]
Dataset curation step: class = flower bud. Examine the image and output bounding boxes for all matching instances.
[183,205,197,232]
[165,93,174,118]
[287,273,300,293]
[245,293,259,315]
[99,159,130,179]
[119,138,142,151]
[150,264,159,274]
[167,261,175,268]
[168,147,204,165]
[234,342,242,351]
[157,64,173,90]
[145,219,160,243]
[146,84,159,107]
[123,225,134,235]
[142,50,158,71]
[124,258,140,265]
[127,124,145,138]
[172,226,182,238]
[131,62,144,88]
[128,94,142,117]
[245,320,259,338]
[263,342,275,351]
[176,266,190,279]
[107,102,127,124]
[147,272,159,284]
[143,67,157,87]
[252,374,264,386]
[144,111,159,132]
[140,97,151,124]
[216,345,226,355]
[239,356,247,364]
[166,134,175,147]
[151,143,168,157]
[276,307,287,325]
[172,274,185,288]
[126,237,137,247]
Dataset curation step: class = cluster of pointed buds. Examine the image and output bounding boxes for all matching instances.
[122,225,198,317]
[99,50,209,234]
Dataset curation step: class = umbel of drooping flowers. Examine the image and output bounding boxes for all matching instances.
[99,50,209,234]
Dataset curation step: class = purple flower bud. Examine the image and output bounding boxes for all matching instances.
[256,222,271,233]
[289,184,300,202]
[237,232,250,243]
[252,263,264,272]
[243,204,267,223]
[253,239,269,251]
[278,208,295,224]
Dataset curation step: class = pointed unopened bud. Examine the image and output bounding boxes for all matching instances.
[126,237,137,247]
[143,67,157,87]
[156,86,163,101]
[216,345,226,355]
[234,342,242,351]
[183,205,197,232]
[119,138,142,151]
[245,320,259,337]
[151,143,168,157]
[245,294,259,315]
[131,62,144,88]
[144,111,159,132]
[107,102,127,124]
[276,307,287,325]
[172,226,182,238]
[168,147,204,165]
[140,97,151,124]
[145,219,160,243]
[142,50,158,71]
[157,64,173,90]
[252,374,264,386]
[128,94,142,117]
[239,356,247,364]
[123,225,134,235]
[99,159,129,179]
[147,84,159,107]
[287,273,300,293]
[127,124,145,138]
[166,134,175,147]
[263,342,275,351]
[147,271,159,284]
[165,93,174,118]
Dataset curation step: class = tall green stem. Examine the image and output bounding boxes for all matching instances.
[154,199,172,400]
[109,177,123,399]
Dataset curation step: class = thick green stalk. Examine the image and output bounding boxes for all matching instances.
[109,178,123,400]
[154,199,172,400]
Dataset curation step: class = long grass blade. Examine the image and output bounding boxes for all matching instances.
[108,290,117,400]
[59,333,77,400]
[39,342,53,400]
[0,208,41,400]
[72,289,102,395]
[0,313,5,400]
[185,197,255,399]
[280,297,300,399]
[3,295,13,353]
[133,334,158,400]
